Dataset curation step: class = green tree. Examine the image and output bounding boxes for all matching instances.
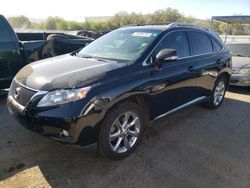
[67,21,83,30]
[8,16,31,29]
[148,8,184,24]
[6,9,250,35]
[44,17,57,30]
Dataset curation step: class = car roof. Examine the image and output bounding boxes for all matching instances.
[120,23,214,33]
[119,25,167,31]
[120,23,221,41]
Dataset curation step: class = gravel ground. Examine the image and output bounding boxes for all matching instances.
[0,86,249,188]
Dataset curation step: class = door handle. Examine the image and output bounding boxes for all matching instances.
[152,83,166,92]
[187,65,195,72]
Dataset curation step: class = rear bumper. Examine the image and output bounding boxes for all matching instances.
[230,74,250,87]
[7,96,104,146]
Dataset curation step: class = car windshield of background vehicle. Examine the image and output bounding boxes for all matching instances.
[78,28,161,62]
[227,44,250,57]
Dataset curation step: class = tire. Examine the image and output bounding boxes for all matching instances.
[98,101,145,160]
[205,76,228,109]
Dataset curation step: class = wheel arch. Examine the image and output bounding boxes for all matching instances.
[218,71,231,86]
[77,93,151,146]
[104,94,151,122]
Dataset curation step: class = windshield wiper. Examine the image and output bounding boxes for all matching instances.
[78,54,95,58]
[94,57,117,63]
[78,54,117,63]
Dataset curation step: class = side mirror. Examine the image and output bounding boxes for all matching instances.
[156,49,178,65]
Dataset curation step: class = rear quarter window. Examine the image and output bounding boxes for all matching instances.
[188,31,213,56]
[211,38,222,52]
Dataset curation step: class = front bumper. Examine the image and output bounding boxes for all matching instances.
[7,95,104,146]
[230,74,250,87]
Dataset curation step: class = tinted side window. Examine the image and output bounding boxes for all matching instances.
[188,32,212,55]
[0,19,13,42]
[212,39,222,52]
[155,31,190,58]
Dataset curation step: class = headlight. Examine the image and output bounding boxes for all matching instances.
[37,86,91,107]
[238,66,250,75]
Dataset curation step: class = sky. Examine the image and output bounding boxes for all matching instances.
[1,0,249,21]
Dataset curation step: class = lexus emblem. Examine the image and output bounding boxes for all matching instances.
[14,87,21,99]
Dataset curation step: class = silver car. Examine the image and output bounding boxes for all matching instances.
[227,43,250,87]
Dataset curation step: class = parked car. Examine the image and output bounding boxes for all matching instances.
[227,42,250,87]
[0,15,94,89]
[7,23,231,160]
[16,31,91,41]
[69,30,111,39]
[69,30,96,39]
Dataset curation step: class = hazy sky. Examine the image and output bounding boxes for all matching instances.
[1,0,249,21]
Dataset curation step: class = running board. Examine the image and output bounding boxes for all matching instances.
[153,96,207,121]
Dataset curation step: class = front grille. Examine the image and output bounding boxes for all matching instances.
[10,81,37,106]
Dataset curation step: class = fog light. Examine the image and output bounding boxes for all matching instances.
[62,130,69,137]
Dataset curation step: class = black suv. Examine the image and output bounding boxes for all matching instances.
[7,23,231,159]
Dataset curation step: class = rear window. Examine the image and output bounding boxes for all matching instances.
[188,31,213,56]
[0,19,13,42]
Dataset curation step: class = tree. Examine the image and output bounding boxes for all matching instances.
[44,17,57,30]
[8,16,31,29]
[6,10,250,35]
[67,21,83,30]
[148,8,184,24]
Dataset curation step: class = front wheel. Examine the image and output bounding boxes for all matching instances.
[98,102,144,160]
[205,77,228,109]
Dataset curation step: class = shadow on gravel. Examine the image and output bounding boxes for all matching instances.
[0,89,250,187]
[229,86,250,95]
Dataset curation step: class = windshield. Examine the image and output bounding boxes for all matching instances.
[227,44,250,57]
[78,28,161,62]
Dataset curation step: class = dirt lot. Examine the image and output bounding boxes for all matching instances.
[0,87,250,188]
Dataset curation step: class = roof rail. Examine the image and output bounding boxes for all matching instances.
[120,22,213,33]
[168,22,211,32]
[120,22,171,28]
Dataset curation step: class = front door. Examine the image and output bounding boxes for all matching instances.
[146,31,199,120]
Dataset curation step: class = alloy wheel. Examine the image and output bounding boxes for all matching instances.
[213,81,226,106]
[109,111,141,154]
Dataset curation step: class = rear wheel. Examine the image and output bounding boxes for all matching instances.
[205,76,228,109]
[98,102,144,160]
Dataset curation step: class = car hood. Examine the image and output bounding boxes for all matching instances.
[15,54,128,91]
[232,56,250,68]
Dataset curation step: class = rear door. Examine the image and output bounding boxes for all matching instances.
[187,31,227,96]
[0,16,21,87]
[147,31,198,119]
